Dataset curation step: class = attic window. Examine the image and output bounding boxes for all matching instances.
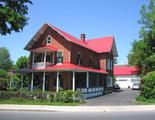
[46,36,52,45]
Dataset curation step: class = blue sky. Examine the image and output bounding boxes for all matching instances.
[0,0,149,64]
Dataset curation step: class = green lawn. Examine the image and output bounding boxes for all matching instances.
[135,96,155,105]
[0,99,81,106]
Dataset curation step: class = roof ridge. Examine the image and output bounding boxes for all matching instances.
[86,36,114,41]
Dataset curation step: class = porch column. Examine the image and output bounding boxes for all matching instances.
[44,51,47,67]
[42,72,46,92]
[32,52,35,64]
[86,72,89,88]
[72,71,75,91]
[31,72,34,91]
[56,71,59,92]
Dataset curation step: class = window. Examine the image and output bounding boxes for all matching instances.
[57,51,63,63]
[107,59,113,70]
[46,36,52,45]
[107,76,113,87]
[88,56,93,67]
[34,53,42,63]
[77,53,82,65]
[46,52,54,63]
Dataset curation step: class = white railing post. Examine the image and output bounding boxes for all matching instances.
[31,72,34,91]
[42,72,46,92]
[32,52,35,64]
[56,71,59,92]
[44,51,47,68]
[72,71,75,91]
[86,72,89,88]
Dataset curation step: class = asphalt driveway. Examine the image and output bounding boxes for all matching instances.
[83,89,140,106]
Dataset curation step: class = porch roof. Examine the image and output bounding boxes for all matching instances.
[32,63,107,74]
[31,45,58,53]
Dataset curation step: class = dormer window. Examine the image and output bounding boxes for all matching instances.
[46,36,52,45]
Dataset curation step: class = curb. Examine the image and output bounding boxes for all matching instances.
[1,105,155,112]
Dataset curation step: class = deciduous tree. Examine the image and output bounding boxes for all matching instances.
[0,0,32,35]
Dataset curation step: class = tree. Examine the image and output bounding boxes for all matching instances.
[128,0,155,75]
[0,0,32,35]
[14,56,29,69]
[13,56,29,89]
[0,47,13,71]
[0,69,10,90]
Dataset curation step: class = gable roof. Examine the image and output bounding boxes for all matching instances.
[114,65,139,76]
[86,36,118,56]
[24,23,118,57]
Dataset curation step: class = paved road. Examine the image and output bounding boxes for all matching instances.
[0,111,155,120]
[83,89,140,106]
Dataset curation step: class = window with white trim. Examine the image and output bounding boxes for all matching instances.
[46,52,54,63]
[56,51,63,63]
[107,76,113,87]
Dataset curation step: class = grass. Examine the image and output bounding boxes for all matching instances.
[135,96,155,105]
[0,98,81,106]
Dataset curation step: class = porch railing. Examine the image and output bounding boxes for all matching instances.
[76,87,104,93]
[32,62,53,69]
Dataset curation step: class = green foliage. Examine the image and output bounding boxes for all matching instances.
[140,71,155,99]
[13,56,29,90]
[53,90,65,102]
[54,90,85,103]
[0,0,32,35]
[0,47,13,71]
[0,90,85,103]
[63,90,75,103]
[136,96,155,104]
[14,56,29,69]
[128,0,155,75]
[0,69,11,90]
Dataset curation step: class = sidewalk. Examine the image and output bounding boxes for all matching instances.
[0,104,155,112]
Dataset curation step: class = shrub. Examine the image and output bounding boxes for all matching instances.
[0,90,85,103]
[54,90,85,103]
[73,90,85,103]
[141,71,155,99]
[63,90,75,103]
[53,90,65,102]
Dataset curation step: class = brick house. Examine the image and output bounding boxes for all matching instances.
[24,23,118,98]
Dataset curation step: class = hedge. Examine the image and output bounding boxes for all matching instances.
[0,90,85,103]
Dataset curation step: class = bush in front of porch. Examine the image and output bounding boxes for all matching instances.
[0,90,85,105]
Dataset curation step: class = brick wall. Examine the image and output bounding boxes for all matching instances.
[70,42,100,69]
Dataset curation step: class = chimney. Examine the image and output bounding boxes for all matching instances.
[80,34,85,42]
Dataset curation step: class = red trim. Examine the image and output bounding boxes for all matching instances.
[32,63,107,74]
[31,45,58,52]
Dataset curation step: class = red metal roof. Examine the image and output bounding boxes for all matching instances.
[25,23,118,56]
[86,36,113,53]
[114,65,139,76]
[31,45,58,52]
[33,63,107,74]
[48,24,114,53]
[48,24,98,52]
